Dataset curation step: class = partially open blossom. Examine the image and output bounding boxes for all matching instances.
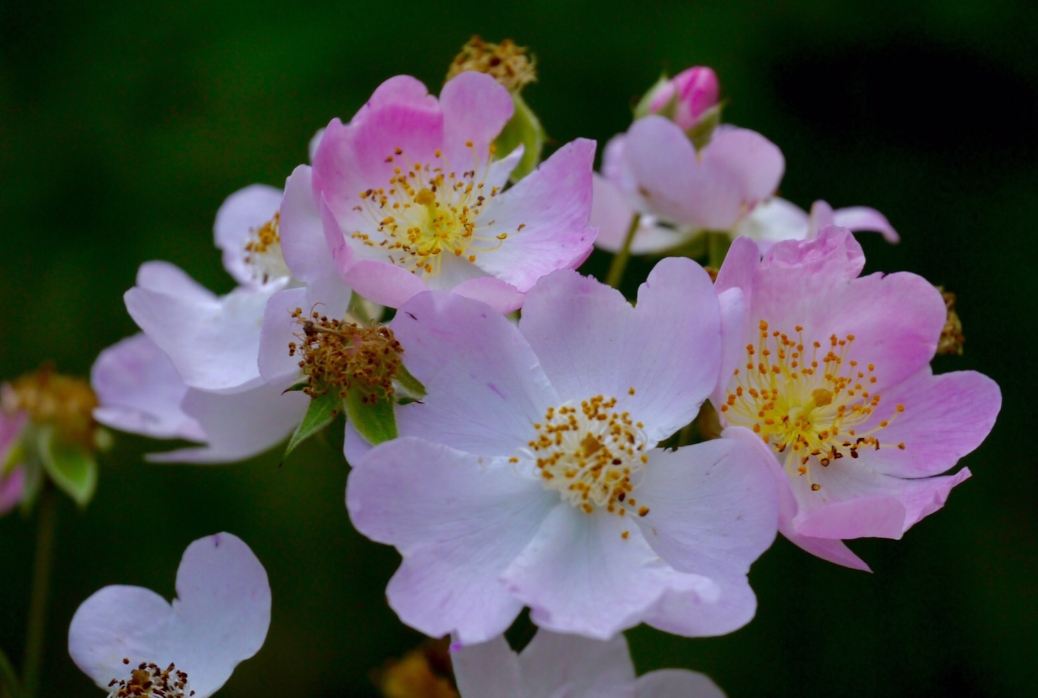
[312,72,596,313]
[452,629,724,698]
[348,258,777,643]
[69,533,270,698]
[592,118,783,254]
[645,66,720,132]
[712,227,1000,570]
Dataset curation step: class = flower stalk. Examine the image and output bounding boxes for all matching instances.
[22,485,57,698]
[605,213,641,289]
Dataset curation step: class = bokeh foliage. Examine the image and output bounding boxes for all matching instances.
[1,0,1036,695]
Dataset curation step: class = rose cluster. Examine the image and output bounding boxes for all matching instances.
[0,41,999,698]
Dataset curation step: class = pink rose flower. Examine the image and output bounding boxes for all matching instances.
[347,259,777,643]
[713,227,1000,570]
[312,72,597,313]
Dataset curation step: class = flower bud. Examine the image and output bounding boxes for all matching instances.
[640,66,720,131]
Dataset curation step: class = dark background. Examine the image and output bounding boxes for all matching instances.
[1,1,1035,695]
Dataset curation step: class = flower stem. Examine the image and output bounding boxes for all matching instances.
[22,486,58,698]
[0,647,25,698]
[605,213,641,289]
[706,231,731,269]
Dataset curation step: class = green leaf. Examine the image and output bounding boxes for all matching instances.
[494,92,545,182]
[394,362,426,400]
[345,386,398,447]
[36,425,97,508]
[284,391,341,457]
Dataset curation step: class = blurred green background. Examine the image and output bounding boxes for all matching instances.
[1,0,1035,695]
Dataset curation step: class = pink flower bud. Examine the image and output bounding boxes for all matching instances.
[648,66,720,131]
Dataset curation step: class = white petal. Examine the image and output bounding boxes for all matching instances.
[636,669,726,698]
[451,635,523,698]
[214,184,284,286]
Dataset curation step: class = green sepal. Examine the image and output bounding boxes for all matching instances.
[284,391,341,457]
[686,101,725,151]
[494,91,545,183]
[393,363,427,400]
[345,386,397,446]
[633,73,672,120]
[37,425,97,508]
[646,231,708,261]
[282,381,309,393]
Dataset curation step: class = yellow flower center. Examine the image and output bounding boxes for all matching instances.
[352,144,522,278]
[720,321,905,491]
[106,659,191,698]
[516,393,652,518]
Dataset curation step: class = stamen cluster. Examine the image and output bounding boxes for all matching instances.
[351,145,518,277]
[289,308,404,402]
[446,35,537,91]
[106,659,192,698]
[721,320,905,490]
[521,394,651,516]
[1,367,99,446]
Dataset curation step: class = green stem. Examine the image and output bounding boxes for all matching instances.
[706,231,731,269]
[0,647,25,698]
[22,486,57,698]
[605,213,641,289]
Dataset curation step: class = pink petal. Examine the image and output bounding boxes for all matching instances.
[91,334,205,441]
[832,205,900,243]
[590,175,682,254]
[125,263,285,393]
[722,425,872,571]
[279,165,352,314]
[625,119,784,230]
[473,139,598,292]
[347,438,556,643]
[641,570,758,637]
[440,71,515,164]
[858,369,1000,478]
[632,440,777,580]
[342,260,429,310]
[147,383,306,463]
[257,288,306,389]
[451,635,523,698]
[450,276,525,313]
[0,466,26,515]
[519,259,720,442]
[501,506,675,639]
[516,630,635,698]
[636,669,726,698]
[392,291,558,456]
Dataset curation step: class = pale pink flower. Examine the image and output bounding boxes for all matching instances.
[712,227,1000,570]
[312,72,597,313]
[452,629,724,698]
[69,533,270,698]
[347,259,777,643]
[732,198,898,252]
[591,119,783,255]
